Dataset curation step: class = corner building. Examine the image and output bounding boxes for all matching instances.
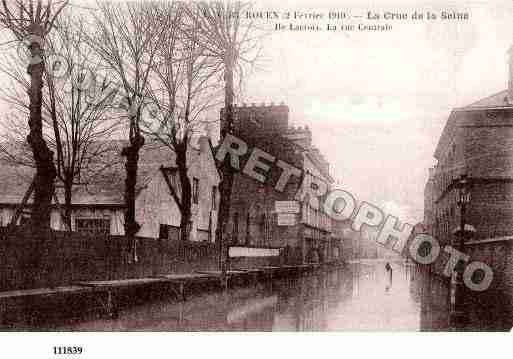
[220,103,341,264]
[423,50,513,326]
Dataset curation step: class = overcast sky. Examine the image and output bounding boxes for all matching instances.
[239,0,513,223]
[1,0,512,225]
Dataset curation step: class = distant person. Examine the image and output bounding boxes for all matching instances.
[385,262,393,292]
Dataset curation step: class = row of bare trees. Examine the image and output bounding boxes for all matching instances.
[0,0,263,250]
[0,9,119,232]
[0,0,68,237]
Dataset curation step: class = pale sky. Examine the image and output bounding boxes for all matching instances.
[240,0,513,223]
[1,0,513,225]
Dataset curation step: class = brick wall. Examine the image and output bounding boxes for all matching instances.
[464,241,513,327]
[463,111,513,179]
[467,181,513,240]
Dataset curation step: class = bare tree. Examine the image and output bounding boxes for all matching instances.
[185,1,265,272]
[44,12,120,230]
[0,11,121,231]
[85,1,169,253]
[143,2,221,241]
[0,0,69,233]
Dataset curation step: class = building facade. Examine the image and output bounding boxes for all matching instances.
[424,96,513,274]
[221,103,341,264]
[423,51,513,323]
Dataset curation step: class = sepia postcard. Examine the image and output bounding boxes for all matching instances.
[0,0,511,357]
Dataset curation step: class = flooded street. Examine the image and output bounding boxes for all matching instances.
[43,261,455,331]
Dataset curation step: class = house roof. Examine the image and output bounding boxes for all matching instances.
[0,138,205,206]
[434,89,513,159]
[453,89,513,112]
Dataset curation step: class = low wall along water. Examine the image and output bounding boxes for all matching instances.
[0,229,288,292]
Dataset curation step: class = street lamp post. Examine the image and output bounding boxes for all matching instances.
[450,174,471,330]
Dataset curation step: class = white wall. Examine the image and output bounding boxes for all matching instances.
[136,168,181,238]
[135,136,221,241]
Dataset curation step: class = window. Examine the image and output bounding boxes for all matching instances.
[302,202,308,224]
[75,217,110,235]
[19,215,31,227]
[260,213,266,233]
[259,213,272,244]
[211,186,217,210]
[193,177,199,204]
[245,212,251,244]
[232,212,239,243]
[208,215,213,242]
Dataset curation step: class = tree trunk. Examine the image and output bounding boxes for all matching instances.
[179,213,191,242]
[25,28,57,288]
[26,30,57,237]
[176,144,192,241]
[64,181,73,231]
[217,52,235,275]
[122,132,144,261]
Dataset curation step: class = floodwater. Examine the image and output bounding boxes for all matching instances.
[47,260,457,331]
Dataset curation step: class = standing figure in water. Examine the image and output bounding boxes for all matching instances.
[385,262,393,292]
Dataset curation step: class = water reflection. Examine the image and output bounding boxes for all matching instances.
[51,261,450,331]
[332,261,421,331]
[409,266,450,331]
[411,265,512,331]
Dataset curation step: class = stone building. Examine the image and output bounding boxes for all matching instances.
[423,49,513,326]
[221,103,342,264]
